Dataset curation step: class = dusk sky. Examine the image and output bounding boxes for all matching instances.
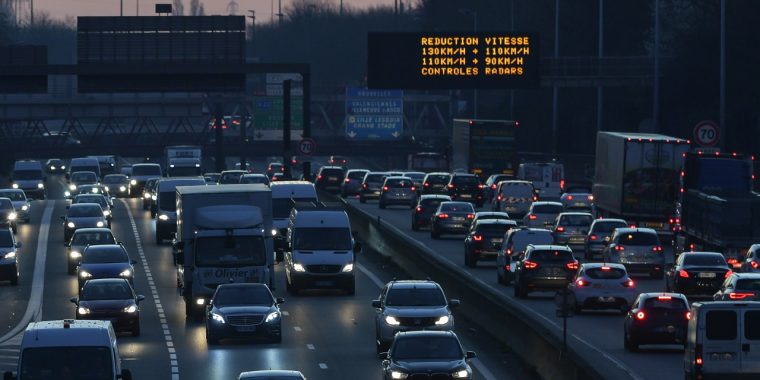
[33,0,389,23]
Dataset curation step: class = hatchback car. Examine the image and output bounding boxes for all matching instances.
[665,252,732,296]
[569,263,636,313]
[560,192,594,212]
[0,227,20,285]
[740,244,760,273]
[552,212,594,252]
[205,283,284,344]
[604,228,665,278]
[713,273,760,301]
[471,211,511,224]
[203,172,221,185]
[62,203,107,242]
[513,245,578,298]
[65,171,98,198]
[372,280,459,352]
[379,177,417,209]
[266,163,285,179]
[341,169,369,197]
[430,201,475,239]
[445,173,484,207]
[328,155,349,169]
[65,228,117,275]
[239,174,270,186]
[411,195,451,231]
[72,194,113,228]
[315,166,345,193]
[421,172,451,195]
[379,331,475,380]
[219,170,248,184]
[523,201,564,229]
[45,158,66,174]
[101,174,131,198]
[464,219,516,267]
[71,278,144,336]
[624,293,690,351]
[0,189,30,223]
[402,172,425,193]
[77,244,137,289]
[496,228,555,285]
[585,218,629,261]
[359,172,388,203]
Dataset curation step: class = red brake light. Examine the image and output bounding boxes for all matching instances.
[556,226,565,233]
[566,261,579,270]
[652,246,663,252]
[576,279,589,287]
[437,213,449,219]
[411,186,416,192]
[291,159,297,165]
[622,279,635,287]
[686,311,692,320]
[344,178,351,183]
[696,344,703,367]
[466,213,475,220]
[679,269,689,278]
[587,195,594,201]
[635,311,646,320]
[589,234,598,241]
[382,186,389,192]
[424,182,430,187]
[523,260,539,269]
[601,266,611,271]
[447,184,454,189]
[532,196,538,201]
[560,179,565,190]
[657,295,672,300]
[725,270,733,279]
[528,214,537,220]
[497,195,503,201]
[478,184,484,189]
[614,245,625,251]
[629,224,637,228]
[729,292,755,300]
[317,175,323,180]
[491,184,497,190]
[566,195,573,201]
[752,261,759,269]
[415,206,423,213]
[362,183,368,189]
[473,234,483,241]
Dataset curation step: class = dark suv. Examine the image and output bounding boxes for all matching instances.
[421,173,451,195]
[513,244,578,298]
[411,195,451,230]
[464,219,516,267]
[379,331,475,380]
[315,166,345,193]
[359,172,388,203]
[446,174,484,207]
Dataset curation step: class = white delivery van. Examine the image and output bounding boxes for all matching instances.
[518,162,565,201]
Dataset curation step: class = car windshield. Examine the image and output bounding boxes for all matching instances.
[420,199,445,209]
[533,204,563,214]
[529,249,574,262]
[240,176,269,184]
[440,203,474,213]
[195,236,266,266]
[72,231,115,245]
[386,178,414,187]
[683,254,727,267]
[13,170,42,180]
[82,248,128,264]
[0,199,12,209]
[347,171,368,180]
[426,174,450,184]
[476,224,512,234]
[159,192,176,212]
[272,198,316,219]
[20,347,113,380]
[75,196,107,208]
[0,231,13,247]
[220,172,244,183]
[643,297,688,310]
[404,173,425,181]
[68,206,103,217]
[214,286,273,307]
[364,174,386,183]
[559,215,593,226]
[736,279,760,291]
[617,232,658,245]
[81,281,133,300]
[511,233,554,252]
[293,228,351,251]
[385,287,446,307]
[102,175,127,184]
[393,337,463,360]
[132,165,161,176]
[0,191,25,201]
[452,176,479,186]
[585,267,626,279]
[501,183,533,197]
[593,222,628,233]
[71,172,97,182]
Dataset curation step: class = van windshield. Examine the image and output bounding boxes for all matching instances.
[132,165,161,176]
[195,236,266,266]
[272,198,316,219]
[0,191,25,201]
[20,346,113,380]
[13,170,42,180]
[293,227,351,251]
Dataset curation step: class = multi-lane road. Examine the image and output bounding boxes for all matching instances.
[0,171,523,380]
[345,196,685,380]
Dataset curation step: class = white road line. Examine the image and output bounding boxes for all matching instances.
[282,311,290,317]
[0,202,53,345]
[293,326,302,332]
[122,200,180,379]
[318,363,328,369]
[306,344,315,350]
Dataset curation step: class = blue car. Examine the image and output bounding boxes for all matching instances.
[77,244,136,290]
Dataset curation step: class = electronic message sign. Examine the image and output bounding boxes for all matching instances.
[368,32,539,89]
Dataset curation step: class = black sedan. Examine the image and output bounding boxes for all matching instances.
[446,174,484,207]
[411,195,451,231]
[77,244,137,289]
[62,203,108,242]
[379,330,475,380]
[45,158,66,174]
[71,278,144,336]
[513,245,578,298]
[430,201,475,239]
[665,252,732,296]
[205,283,284,344]
[464,219,516,267]
[623,293,690,351]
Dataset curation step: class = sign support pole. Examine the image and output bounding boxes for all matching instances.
[283,80,292,178]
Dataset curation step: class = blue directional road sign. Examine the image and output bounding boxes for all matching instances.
[345,87,404,140]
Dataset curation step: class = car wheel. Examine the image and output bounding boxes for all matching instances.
[411,221,419,231]
[67,264,76,275]
[379,201,386,209]
[624,331,639,352]
[497,268,504,284]
[513,282,522,298]
[359,196,366,204]
[431,227,440,239]
[155,230,163,244]
[132,324,141,337]
[206,328,219,345]
[10,272,18,286]
[409,202,415,210]
[464,251,476,268]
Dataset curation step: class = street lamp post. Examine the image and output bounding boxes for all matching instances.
[653,0,660,133]
[597,0,604,132]
[459,8,478,119]
[551,0,560,154]
[719,0,726,150]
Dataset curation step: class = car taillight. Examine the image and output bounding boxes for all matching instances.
[523,260,539,269]
[528,214,537,220]
[566,195,573,201]
[679,269,689,278]
[424,182,430,187]
[317,175,323,181]
[566,261,579,270]
[752,261,759,269]
[587,195,594,201]
[362,183,368,189]
[504,263,511,271]
[344,178,351,183]
[629,224,637,228]
[556,226,565,232]
[727,258,740,268]
[696,344,703,367]
[411,186,416,192]
[382,186,389,192]
[686,311,692,320]
[622,279,635,287]
[657,295,672,300]
[466,213,475,220]
[560,179,565,190]
[576,279,590,287]
[491,184,497,190]
[614,245,625,251]
[447,184,454,189]
[437,213,449,219]
[506,248,513,256]
[291,159,297,165]
[478,184,484,189]
[729,292,755,300]
[652,246,663,252]
[497,195,503,201]
[725,270,733,279]
[415,206,423,213]
[589,234,598,241]
[635,311,646,320]
[473,234,483,241]
[532,195,538,201]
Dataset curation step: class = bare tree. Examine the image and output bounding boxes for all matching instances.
[189,0,202,16]
[172,0,185,16]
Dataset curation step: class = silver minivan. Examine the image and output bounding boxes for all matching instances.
[685,301,760,379]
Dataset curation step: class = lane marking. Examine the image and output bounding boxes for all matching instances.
[122,200,179,379]
[293,326,302,332]
[306,344,315,350]
[318,363,328,369]
[282,311,290,317]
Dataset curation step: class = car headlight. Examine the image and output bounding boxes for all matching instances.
[64,191,71,197]
[79,270,92,278]
[67,221,75,228]
[158,214,169,221]
[69,251,81,259]
[77,307,91,315]
[195,298,206,305]
[130,179,137,185]
[342,263,354,272]
[103,210,111,216]
[151,195,157,201]
[119,186,126,192]
[69,184,77,191]
[293,263,306,272]
[21,205,28,211]
[385,316,401,326]
[123,305,138,313]
[11,184,18,189]
[50,166,56,170]
[434,315,450,325]
[452,369,469,378]
[96,221,105,227]
[7,212,16,221]
[390,371,408,379]
[90,188,99,193]
[119,269,132,278]
[143,193,151,199]
[211,312,225,323]
[271,228,278,236]
[265,311,281,323]
[104,186,110,192]
[61,165,65,169]
[4,251,16,259]
[37,183,44,189]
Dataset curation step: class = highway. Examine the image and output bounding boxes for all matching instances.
[0,170,522,380]
[345,195,684,380]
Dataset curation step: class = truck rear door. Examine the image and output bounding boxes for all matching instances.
[741,308,760,373]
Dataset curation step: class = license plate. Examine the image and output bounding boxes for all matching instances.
[459,194,472,199]
[505,207,516,211]
[593,284,603,289]
[328,177,338,181]
[644,222,665,229]
[597,296,615,302]
[237,325,256,332]
[656,325,676,333]
[491,238,503,244]
[373,191,380,195]
[315,280,334,287]
[699,272,716,278]
[453,217,465,221]
[573,202,587,207]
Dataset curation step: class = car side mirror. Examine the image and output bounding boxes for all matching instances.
[119,369,132,380]
[136,295,145,302]
[14,242,21,248]
[69,296,78,304]
[372,300,382,308]
[4,371,17,380]
[448,299,461,308]
[465,351,477,359]
[377,352,388,360]
[276,297,285,304]
[130,259,138,265]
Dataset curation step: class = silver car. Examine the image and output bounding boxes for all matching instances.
[569,263,637,313]
[0,189,30,223]
[603,227,665,279]
[372,280,459,353]
[341,169,369,197]
[379,177,417,209]
[552,212,594,253]
[585,218,628,261]
[522,201,563,229]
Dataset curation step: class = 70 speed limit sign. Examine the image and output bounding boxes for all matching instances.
[693,120,719,147]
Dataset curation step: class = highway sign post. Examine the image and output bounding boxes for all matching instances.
[345,87,404,140]
[693,120,720,147]
[554,288,574,355]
